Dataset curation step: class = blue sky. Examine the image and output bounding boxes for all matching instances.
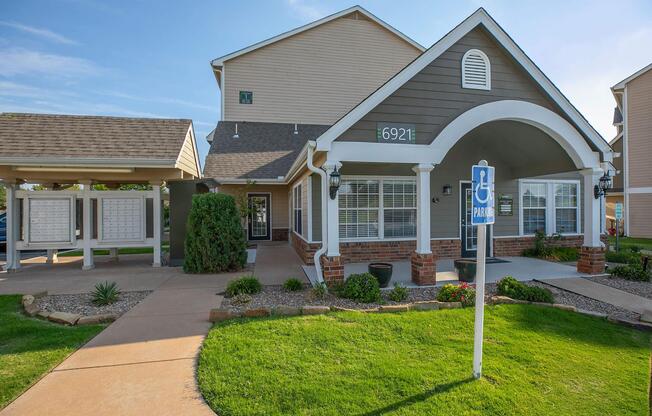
[1,0,651,167]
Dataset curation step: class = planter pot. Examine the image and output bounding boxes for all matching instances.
[368,263,393,288]
[454,259,476,282]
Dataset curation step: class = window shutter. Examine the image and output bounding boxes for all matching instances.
[462,49,491,90]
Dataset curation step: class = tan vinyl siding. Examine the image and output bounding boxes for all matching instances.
[626,69,652,188]
[611,137,623,190]
[339,27,576,145]
[176,131,199,178]
[223,14,421,125]
[629,194,652,238]
[218,184,289,229]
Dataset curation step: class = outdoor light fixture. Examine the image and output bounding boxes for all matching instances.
[329,167,341,200]
[443,184,452,196]
[594,171,612,199]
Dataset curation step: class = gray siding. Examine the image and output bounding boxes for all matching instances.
[337,26,583,145]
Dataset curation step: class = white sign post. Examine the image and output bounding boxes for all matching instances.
[471,160,495,379]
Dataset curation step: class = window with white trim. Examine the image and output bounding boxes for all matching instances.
[338,178,417,240]
[461,49,491,90]
[292,184,302,235]
[520,180,580,235]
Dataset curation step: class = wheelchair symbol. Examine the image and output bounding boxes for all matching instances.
[474,170,492,204]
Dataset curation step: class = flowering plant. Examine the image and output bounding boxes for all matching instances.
[436,282,476,307]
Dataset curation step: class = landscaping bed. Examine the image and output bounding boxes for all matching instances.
[587,275,652,300]
[198,305,651,416]
[35,290,151,317]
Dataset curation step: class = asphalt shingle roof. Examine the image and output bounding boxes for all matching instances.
[203,121,330,180]
[0,113,192,160]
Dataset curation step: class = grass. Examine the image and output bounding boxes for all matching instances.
[0,295,105,409]
[608,236,652,252]
[58,243,169,257]
[198,305,650,416]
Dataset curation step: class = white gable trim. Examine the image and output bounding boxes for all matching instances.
[315,8,610,160]
[210,6,424,67]
[612,63,652,90]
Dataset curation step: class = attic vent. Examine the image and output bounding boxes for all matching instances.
[462,49,491,90]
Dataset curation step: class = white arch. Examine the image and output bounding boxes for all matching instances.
[429,100,600,168]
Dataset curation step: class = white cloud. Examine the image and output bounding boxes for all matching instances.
[95,90,216,112]
[286,0,324,21]
[0,48,101,77]
[0,21,78,45]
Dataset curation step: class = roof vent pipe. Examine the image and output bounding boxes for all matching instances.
[293,123,298,135]
[233,123,239,139]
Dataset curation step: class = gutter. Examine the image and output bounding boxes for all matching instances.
[306,141,326,285]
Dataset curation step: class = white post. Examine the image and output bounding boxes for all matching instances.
[581,168,603,247]
[46,249,58,264]
[81,182,94,270]
[152,183,162,267]
[3,182,19,271]
[109,248,119,262]
[473,223,487,379]
[323,161,341,257]
[413,164,434,254]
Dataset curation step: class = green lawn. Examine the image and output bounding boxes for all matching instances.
[58,243,169,257]
[0,295,105,409]
[198,305,650,416]
[608,236,652,252]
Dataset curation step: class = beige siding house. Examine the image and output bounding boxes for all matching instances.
[610,63,652,237]
[203,6,613,286]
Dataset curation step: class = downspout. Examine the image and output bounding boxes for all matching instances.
[306,141,327,285]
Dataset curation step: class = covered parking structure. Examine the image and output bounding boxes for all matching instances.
[0,113,202,271]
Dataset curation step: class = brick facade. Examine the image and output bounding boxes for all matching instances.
[493,235,585,256]
[290,232,319,264]
[411,252,437,285]
[272,228,289,241]
[577,246,606,274]
[321,255,344,286]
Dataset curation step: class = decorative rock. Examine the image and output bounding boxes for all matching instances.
[37,310,51,319]
[553,303,577,312]
[22,295,35,306]
[639,309,652,324]
[209,309,238,322]
[273,305,301,316]
[77,314,117,325]
[244,307,271,318]
[48,311,81,326]
[301,305,330,315]
[379,304,410,313]
[577,309,607,319]
[412,301,440,311]
[330,306,360,312]
[23,302,40,317]
[438,302,462,309]
[360,308,380,313]
[490,296,528,305]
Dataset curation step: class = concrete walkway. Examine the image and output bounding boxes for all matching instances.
[254,242,308,285]
[1,270,237,415]
[539,277,652,314]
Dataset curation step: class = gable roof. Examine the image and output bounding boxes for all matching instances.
[315,8,611,158]
[203,121,329,181]
[0,113,200,175]
[612,63,652,91]
[210,5,424,67]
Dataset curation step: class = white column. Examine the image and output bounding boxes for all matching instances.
[4,182,19,271]
[152,183,162,267]
[413,164,434,254]
[581,168,603,247]
[323,161,341,257]
[81,182,94,270]
[46,249,58,264]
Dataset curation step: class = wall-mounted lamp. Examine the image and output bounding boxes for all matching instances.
[442,184,452,196]
[329,167,341,200]
[594,171,612,199]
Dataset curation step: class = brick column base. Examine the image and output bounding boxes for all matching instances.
[321,255,344,287]
[411,252,437,285]
[577,246,606,275]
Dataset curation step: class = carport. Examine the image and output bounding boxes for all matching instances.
[0,113,202,271]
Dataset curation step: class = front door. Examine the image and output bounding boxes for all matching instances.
[248,194,271,240]
[460,183,491,258]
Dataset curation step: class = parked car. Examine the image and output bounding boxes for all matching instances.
[0,212,6,247]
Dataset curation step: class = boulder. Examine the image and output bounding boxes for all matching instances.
[209,309,238,322]
[301,305,331,315]
[379,304,410,313]
[77,314,117,325]
[37,310,51,319]
[22,294,35,306]
[273,305,301,316]
[553,303,577,312]
[412,301,441,311]
[490,296,527,305]
[330,306,360,312]
[438,302,462,309]
[23,302,40,317]
[48,311,81,326]
[244,307,271,318]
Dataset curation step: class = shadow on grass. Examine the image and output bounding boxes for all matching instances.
[356,377,474,416]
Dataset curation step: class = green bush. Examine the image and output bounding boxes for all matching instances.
[311,282,328,300]
[184,193,247,273]
[225,275,262,297]
[496,276,554,303]
[606,249,641,265]
[339,273,380,303]
[387,283,408,302]
[92,281,120,306]
[436,283,475,307]
[609,264,650,282]
[283,278,304,292]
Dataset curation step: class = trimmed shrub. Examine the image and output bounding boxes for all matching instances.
[339,273,381,303]
[225,275,262,298]
[437,283,475,307]
[184,193,247,273]
[606,249,641,265]
[610,264,650,282]
[283,278,304,292]
[311,282,327,300]
[92,281,120,306]
[387,283,408,302]
[496,276,554,303]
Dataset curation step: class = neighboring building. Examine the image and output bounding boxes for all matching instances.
[609,63,652,238]
[204,6,614,286]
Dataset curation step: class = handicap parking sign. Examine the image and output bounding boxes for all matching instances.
[615,202,623,220]
[471,164,495,225]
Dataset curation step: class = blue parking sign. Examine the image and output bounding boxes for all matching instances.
[471,164,495,225]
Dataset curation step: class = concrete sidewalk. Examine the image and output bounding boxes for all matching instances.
[539,277,652,314]
[0,272,236,416]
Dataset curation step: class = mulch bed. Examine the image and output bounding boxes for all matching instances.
[36,291,152,317]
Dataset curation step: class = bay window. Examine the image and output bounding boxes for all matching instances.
[519,180,580,235]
